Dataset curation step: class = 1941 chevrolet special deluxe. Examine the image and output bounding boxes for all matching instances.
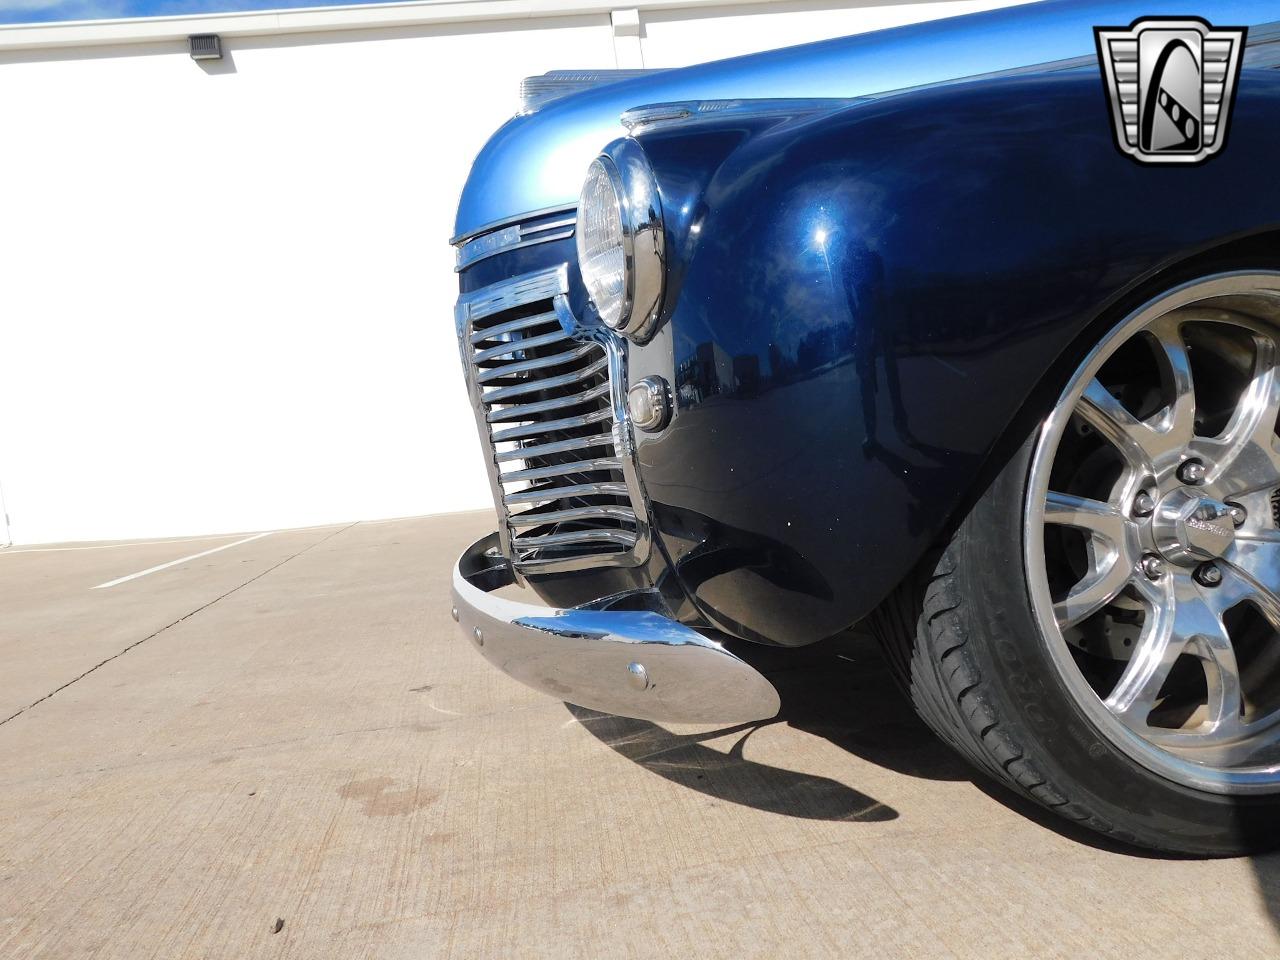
[449,0,1280,854]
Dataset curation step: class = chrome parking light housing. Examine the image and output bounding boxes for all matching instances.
[626,376,670,432]
[575,139,665,341]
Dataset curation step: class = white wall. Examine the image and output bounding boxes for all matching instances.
[0,0,1025,545]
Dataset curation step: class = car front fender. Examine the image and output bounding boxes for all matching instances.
[635,66,1280,646]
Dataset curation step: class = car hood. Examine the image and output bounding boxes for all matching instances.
[453,0,1275,240]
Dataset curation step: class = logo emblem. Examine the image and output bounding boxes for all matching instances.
[1095,17,1246,164]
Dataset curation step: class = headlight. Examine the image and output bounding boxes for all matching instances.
[577,158,628,328]
[575,141,665,340]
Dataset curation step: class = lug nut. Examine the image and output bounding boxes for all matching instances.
[1229,504,1247,527]
[1178,459,1207,485]
[1195,562,1223,587]
[1132,492,1155,517]
[1140,555,1166,580]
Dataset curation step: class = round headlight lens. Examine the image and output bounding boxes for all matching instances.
[576,157,628,329]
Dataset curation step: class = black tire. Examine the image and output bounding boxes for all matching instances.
[872,432,1280,856]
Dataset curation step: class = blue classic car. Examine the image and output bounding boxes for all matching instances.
[450,0,1280,854]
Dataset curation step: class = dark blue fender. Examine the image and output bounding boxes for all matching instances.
[633,66,1280,646]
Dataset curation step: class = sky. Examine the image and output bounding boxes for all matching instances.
[0,0,392,25]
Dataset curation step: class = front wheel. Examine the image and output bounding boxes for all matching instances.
[876,272,1280,854]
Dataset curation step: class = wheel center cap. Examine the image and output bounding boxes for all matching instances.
[1150,488,1235,565]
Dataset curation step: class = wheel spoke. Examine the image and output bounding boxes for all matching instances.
[1193,616,1246,740]
[1104,576,1182,725]
[1043,490,1127,542]
[1107,576,1247,742]
[1198,564,1257,620]
[1224,536,1280,618]
[1044,490,1134,628]
[1195,569,1263,742]
[1192,335,1280,497]
[1078,380,1155,472]
[1053,551,1132,629]
[1147,318,1197,451]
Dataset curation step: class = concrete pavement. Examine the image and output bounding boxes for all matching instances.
[1,512,1278,959]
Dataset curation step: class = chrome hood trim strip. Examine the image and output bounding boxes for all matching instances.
[454,212,576,270]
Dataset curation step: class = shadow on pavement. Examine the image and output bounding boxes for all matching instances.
[569,628,1280,879]
[568,628,966,824]
[568,700,899,823]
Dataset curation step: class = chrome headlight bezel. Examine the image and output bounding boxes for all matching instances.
[575,140,665,341]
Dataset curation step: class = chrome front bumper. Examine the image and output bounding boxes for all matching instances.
[452,533,781,724]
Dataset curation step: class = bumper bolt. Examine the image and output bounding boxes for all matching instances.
[1140,555,1165,580]
[1228,504,1247,527]
[1132,492,1155,517]
[1178,459,1207,485]
[626,661,650,691]
[1195,563,1223,587]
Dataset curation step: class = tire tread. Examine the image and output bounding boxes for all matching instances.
[872,541,1134,845]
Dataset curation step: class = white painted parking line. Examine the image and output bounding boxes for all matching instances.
[91,532,273,590]
[2,533,250,555]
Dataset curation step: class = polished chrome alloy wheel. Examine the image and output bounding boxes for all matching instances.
[1027,273,1280,794]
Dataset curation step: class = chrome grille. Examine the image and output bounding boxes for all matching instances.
[456,264,647,572]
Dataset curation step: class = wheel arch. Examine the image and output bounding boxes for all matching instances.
[952,227,1280,551]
